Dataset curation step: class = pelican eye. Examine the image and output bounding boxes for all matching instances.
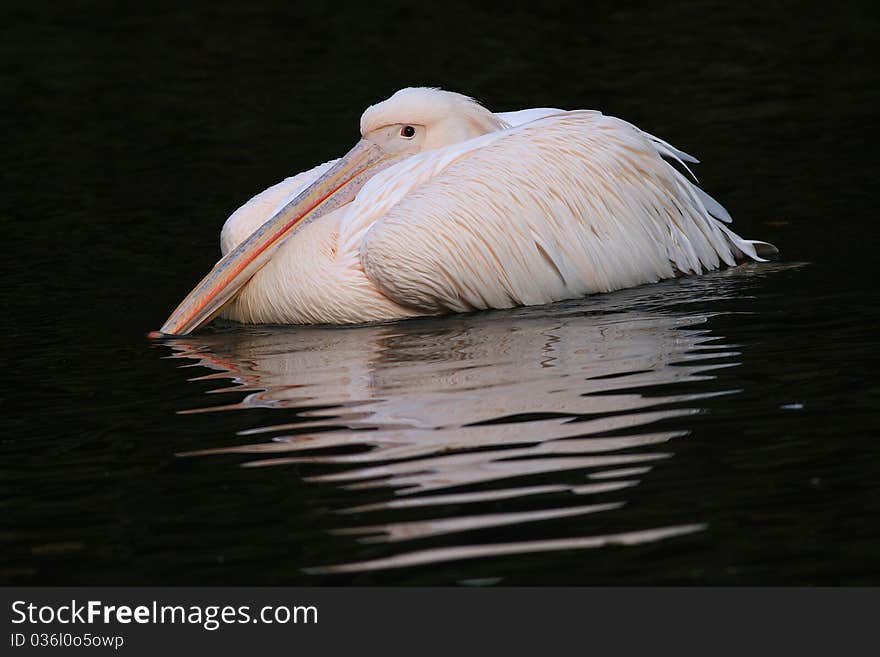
[400,125,416,138]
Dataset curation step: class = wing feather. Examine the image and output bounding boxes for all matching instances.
[360,111,765,313]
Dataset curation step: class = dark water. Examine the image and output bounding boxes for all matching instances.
[2,1,879,584]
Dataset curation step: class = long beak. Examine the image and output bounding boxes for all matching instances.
[153,139,404,337]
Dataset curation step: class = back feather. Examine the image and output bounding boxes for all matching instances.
[360,111,773,313]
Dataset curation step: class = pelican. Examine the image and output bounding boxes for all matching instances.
[156,87,775,335]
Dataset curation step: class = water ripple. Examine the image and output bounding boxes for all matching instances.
[162,271,777,576]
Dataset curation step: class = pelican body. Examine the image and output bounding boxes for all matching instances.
[157,88,774,335]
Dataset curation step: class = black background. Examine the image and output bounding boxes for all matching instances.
[2,1,879,586]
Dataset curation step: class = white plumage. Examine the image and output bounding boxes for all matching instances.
[161,87,774,333]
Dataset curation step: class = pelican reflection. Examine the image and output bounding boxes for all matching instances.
[165,277,748,574]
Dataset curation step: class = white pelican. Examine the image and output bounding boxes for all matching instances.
[156,87,775,335]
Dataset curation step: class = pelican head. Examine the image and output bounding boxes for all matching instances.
[360,87,507,149]
[156,87,506,336]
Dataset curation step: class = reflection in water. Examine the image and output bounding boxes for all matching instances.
[164,270,762,574]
